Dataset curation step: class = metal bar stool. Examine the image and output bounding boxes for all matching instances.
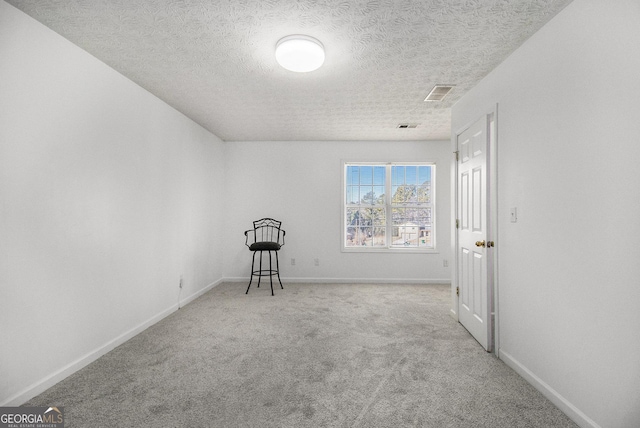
[244,218,285,296]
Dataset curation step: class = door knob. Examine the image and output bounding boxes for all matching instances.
[475,240,486,248]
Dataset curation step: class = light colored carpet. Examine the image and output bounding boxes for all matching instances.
[26,282,578,427]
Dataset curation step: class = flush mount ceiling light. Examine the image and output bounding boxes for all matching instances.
[275,35,325,73]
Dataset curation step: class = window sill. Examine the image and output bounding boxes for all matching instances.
[341,247,439,254]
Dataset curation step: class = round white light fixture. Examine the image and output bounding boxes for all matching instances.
[275,35,325,73]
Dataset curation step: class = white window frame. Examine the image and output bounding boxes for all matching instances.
[342,161,436,253]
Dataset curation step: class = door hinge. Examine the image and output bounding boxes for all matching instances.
[454,151,459,161]
[456,219,459,229]
[456,286,459,296]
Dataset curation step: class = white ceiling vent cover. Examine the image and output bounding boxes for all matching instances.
[424,85,455,101]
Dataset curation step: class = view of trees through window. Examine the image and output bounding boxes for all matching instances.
[344,163,434,249]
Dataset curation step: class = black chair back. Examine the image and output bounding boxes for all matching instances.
[252,218,283,245]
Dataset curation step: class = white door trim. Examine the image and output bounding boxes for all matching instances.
[488,107,499,357]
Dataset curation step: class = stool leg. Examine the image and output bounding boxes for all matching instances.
[246,251,257,294]
[268,250,274,296]
[257,251,262,288]
[275,251,283,289]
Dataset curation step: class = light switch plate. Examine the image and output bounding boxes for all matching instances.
[510,207,518,223]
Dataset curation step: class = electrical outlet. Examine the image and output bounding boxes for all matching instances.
[291,258,296,266]
[443,260,448,267]
[314,258,319,266]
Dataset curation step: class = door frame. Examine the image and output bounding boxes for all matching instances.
[451,104,499,355]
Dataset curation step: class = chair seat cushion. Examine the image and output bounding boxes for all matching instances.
[250,241,281,251]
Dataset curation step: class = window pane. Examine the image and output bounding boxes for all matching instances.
[391,207,432,247]
[347,166,359,185]
[355,227,386,247]
[360,166,372,185]
[417,184,430,203]
[346,208,370,228]
[345,226,386,247]
[391,207,433,227]
[367,207,386,226]
[346,227,387,247]
[391,185,399,202]
[373,166,385,185]
[346,207,359,226]
[392,185,402,203]
[345,205,386,247]
[392,184,417,204]
[346,186,354,204]
[372,227,386,246]
[360,187,375,204]
[345,226,361,247]
[418,166,431,184]
[405,166,417,184]
[390,165,432,205]
[392,166,404,186]
[347,186,360,204]
[373,186,385,203]
[408,185,417,203]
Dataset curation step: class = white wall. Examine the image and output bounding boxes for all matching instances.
[223,140,452,283]
[0,2,225,405]
[451,1,640,427]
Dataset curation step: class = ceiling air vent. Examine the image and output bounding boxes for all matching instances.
[424,85,455,101]
[397,123,418,129]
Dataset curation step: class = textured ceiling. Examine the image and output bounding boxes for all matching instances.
[6,0,572,141]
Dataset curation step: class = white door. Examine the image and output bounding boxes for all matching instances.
[457,115,492,351]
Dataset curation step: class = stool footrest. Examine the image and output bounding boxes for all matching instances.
[252,269,279,276]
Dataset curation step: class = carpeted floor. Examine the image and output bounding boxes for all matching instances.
[26,282,578,427]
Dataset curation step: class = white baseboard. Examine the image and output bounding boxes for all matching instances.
[499,350,601,428]
[224,276,451,285]
[2,279,222,407]
[179,278,223,307]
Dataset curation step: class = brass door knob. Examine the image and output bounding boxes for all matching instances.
[475,240,486,248]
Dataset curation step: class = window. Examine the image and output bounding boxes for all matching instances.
[343,162,435,251]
